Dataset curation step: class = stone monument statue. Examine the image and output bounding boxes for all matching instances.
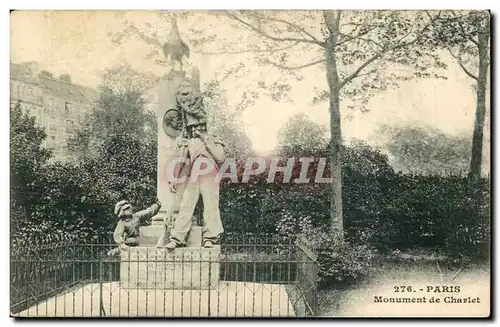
[157,50,226,250]
[164,104,226,249]
[116,16,223,291]
[137,15,226,250]
[162,16,190,71]
[107,199,161,256]
[137,16,201,246]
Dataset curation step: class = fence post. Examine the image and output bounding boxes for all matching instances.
[99,259,105,317]
[207,253,212,317]
[311,244,318,317]
[311,259,318,316]
[25,258,30,313]
[296,236,319,317]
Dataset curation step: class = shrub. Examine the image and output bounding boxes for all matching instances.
[270,184,331,240]
[442,178,490,262]
[219,183,272,233]
[302,227,378,289]
[343,173,490,258]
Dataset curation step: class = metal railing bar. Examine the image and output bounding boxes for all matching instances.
[11,239,319,318]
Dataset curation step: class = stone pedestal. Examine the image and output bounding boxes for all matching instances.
[120,246,220,290]
[139,225,203,247]
[153,71,191,226]
[153,69,201,228]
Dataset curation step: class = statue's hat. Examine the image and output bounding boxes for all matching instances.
[114,200,132,217]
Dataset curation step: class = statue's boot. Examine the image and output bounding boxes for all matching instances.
[107,248,120,256]
[203,240,214,248]
[165,240,177,250]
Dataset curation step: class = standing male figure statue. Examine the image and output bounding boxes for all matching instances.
[164,88,226,250]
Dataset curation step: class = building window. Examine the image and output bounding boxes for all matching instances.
[47,135,56,150]
[29,106,36,119]
[49,117,57,132]
[10,82,20,99]
[45,97,54,111]
[26,86,34,97]
[66,120,74,134]
[65,102,72,115]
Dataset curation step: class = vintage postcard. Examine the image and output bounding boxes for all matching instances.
[9,9,491,318]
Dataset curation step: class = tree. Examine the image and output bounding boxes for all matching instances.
[98,63,159,94]
[109,10,446,231]
[10,101,51,216]
[431,11,490,185]
[203,79,254,160]
[342,139,395,178]
[275,113,328,157]
[70,86,158,193]
[220,10,444,230]
[65,88,158,236]
[69,86,156,159]
[377,123,472,176]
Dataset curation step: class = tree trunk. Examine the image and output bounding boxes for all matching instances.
[468,16,490,187]
[324,14,343,231]
[328,86,343,231]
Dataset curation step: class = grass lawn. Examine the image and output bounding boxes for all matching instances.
[316,251,490,318]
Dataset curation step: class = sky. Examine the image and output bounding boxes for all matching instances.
[10,10,490,169]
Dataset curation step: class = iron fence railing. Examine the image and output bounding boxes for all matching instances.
[10,234,318,318]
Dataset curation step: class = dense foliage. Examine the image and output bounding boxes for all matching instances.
[10,87,490,289]
[376,123,473,176]
[302,227,378,289]
[10,101,51,213]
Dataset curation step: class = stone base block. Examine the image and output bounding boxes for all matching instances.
[139,225,202,247]
[139,225,167,246]
[120,246,220,290]
[185,226,202,247]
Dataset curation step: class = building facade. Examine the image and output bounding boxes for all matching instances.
[10,61,100,162]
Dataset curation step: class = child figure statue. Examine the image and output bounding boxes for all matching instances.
[107,199,162,256]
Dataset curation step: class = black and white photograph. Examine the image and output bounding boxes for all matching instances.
[8,8,491,318]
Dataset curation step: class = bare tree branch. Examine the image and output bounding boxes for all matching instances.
[437,262,445,282]
[337,25,378,46]
[339,12,441,89]
[336,11,342,26]
[263,58,325,70]
[127,25,162,48]
[350,60,387,80]
[351,68,378,79]
[450,267,464,282]
[424,10,435,21]
[451,11,479,46]
[447,49,479,80]
[396,18,419,45]
[339,51,385,89]
[337,13,379,46]
[323,11,336,35]
[191,41,301,55]
[226,11,325,47]
[246,11,322,44]
[355,37,384,49]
